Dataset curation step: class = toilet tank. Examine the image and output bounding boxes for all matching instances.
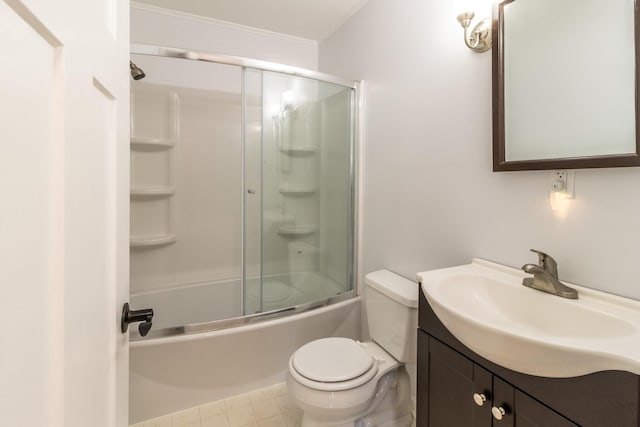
[364,270,419,363]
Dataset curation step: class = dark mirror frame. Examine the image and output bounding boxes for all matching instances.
[492,0,640,171]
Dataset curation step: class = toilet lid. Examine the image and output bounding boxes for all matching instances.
[292,337,374,382]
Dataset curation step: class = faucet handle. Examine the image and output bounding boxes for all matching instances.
[530,248,551,262]
[529,249,559,278]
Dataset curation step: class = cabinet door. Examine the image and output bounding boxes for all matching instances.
[514,390,578,427]
[492,377,577,427]
[492,377,515,427]
[419,334,492,426]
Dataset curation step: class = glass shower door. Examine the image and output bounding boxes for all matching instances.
[244,71,355,314]
[129,54,245,331]
[129,50,357,337]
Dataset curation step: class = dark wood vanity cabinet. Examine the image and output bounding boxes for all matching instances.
[419,331,577,427]
[417,291,640,427]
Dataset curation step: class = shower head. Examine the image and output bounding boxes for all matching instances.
[130,61,146,80]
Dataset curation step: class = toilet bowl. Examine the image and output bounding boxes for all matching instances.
[287,338,412,427]
[287,270,418,427]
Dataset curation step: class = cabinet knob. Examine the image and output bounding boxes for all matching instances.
[473,393,487,406]
[491,406,506,421]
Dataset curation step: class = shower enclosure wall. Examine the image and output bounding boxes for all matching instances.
[129,46,357,338]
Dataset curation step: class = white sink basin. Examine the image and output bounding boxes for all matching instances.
[417,258,640,377]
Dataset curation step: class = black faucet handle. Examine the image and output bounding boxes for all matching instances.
[138,318,153,337]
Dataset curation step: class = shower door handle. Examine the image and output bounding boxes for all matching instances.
[121,302,154,337]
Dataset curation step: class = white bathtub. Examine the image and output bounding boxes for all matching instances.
[129,296,361,423]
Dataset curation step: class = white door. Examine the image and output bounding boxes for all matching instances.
[0,0,129,426]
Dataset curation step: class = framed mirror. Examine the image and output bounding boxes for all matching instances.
[493,0,640,171]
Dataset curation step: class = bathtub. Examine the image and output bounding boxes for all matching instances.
[129,271,350,334]
[129,295,361,423]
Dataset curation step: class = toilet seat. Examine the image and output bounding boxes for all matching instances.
[293,337,374,382]
[290,337,379,392]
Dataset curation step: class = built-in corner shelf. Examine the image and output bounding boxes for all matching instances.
[278,184,317,196]
[279,145,317,155]
[131,137,175,151]
[130,87,179,251]
[130,186,175,199]
[277,225,317,237]
[130,234,177,248]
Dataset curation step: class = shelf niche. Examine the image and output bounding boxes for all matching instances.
[130,186,176,199]
[277,225,317,237]
[130,234,177,248]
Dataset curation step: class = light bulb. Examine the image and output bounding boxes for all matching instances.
[450,0,494,19]
[549,189,571,218]
[451,0,475,16]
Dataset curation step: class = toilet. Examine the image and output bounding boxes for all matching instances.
[287,270,418,427]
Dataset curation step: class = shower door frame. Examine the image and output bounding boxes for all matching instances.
[129,43,364,339]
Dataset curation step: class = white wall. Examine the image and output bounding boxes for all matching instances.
[129,79,244,293]
[319,0,640,301]
[131,2,318,70]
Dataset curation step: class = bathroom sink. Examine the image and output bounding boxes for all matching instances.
[417,259,640,377]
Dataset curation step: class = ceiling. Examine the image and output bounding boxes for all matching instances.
[132,0,369,41]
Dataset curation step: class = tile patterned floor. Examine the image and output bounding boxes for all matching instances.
[131,382,417,427]
[130,383,302,427]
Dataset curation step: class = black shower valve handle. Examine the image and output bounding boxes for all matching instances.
[138,318,153,337]
[121,303,154,337]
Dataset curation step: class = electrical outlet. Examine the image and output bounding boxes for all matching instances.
[554,170,566,181]
[550,170,574,198]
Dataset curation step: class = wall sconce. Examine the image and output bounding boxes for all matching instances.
[451,0,493,53]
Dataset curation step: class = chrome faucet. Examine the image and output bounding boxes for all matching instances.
[522,249,578,299]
